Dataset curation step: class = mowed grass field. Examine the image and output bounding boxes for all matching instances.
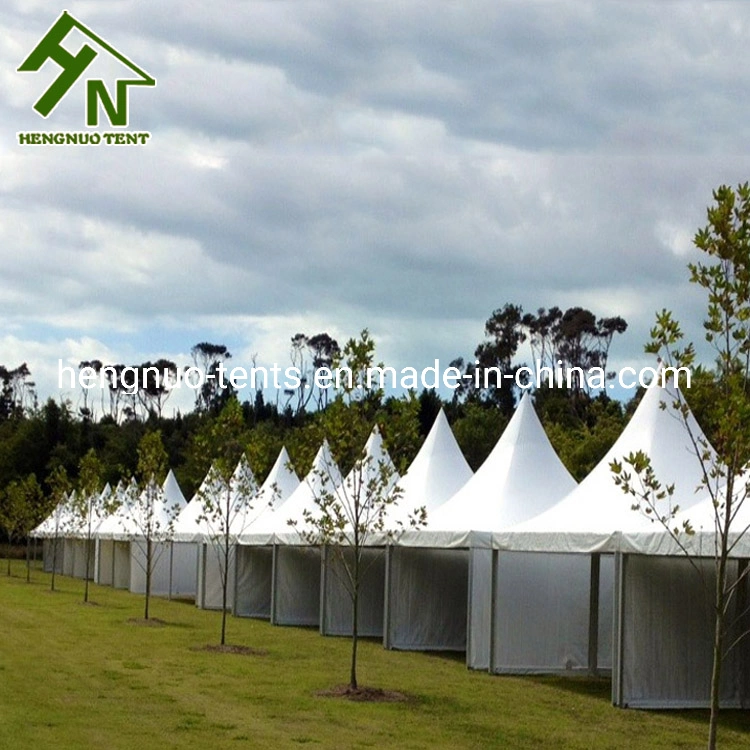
[2,563,750,749]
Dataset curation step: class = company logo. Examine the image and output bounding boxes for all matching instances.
[16,10,155,145]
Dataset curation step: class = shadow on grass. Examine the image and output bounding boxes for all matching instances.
[522,675,750,734]
[654,708,750,733]
[164,597,197,607]
[521,674,613,703]
[419,650,466,664]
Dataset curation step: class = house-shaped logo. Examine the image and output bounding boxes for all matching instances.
[17,10,155,128]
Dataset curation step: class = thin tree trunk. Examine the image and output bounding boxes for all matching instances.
[707,549,728,750]
[350,549,360,691]
[84,537,91,603]
[6,534,11,576]
[221,536,229,646]
[145,536,152,620]
[51,535,58,592]
[25,537,31,583]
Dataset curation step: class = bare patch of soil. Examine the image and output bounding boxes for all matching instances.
[191,644,268,656]
[316,685,411,703]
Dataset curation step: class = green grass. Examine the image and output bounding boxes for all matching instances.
[1,562,749,749]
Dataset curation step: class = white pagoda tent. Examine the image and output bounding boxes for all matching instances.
[492,379,712,680]
[33,491,76,575]
[106,471,189,597]
[265,441,342,627]
[374,408,473,649]
[612,473,750,709]
[196,456,258,611]
[60,485,112,581]
[233,446,300,619]
[319,425,400,638]
[385,392,574,655]
[96,479,137,589]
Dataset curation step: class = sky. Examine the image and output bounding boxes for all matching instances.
[1,1,749,416]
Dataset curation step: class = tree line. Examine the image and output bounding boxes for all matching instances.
[0,303,645,547]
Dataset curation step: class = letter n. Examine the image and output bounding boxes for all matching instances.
[87,79,129,126]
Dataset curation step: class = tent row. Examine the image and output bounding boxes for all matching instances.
[32,377,746,710]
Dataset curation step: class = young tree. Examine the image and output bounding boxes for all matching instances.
[295,415,425,692]
[0,474,41,577]
[70,449,104,603]
[45,465,72,592]
[194,398,257,645]
[611,183,750,749]
[131,430,170,620]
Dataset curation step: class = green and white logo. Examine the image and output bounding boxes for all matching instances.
[17,10,155,145]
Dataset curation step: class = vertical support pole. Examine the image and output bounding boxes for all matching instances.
[232,545,241,616]
[200,543,207,609]
[383,543,392,649]
[168,541,174,600]
[612,552,626,707]
[737,558,749,707]
[270,543,278,625]
[466,546,474,668]
[489,548,498,674]
[588,553,601,676]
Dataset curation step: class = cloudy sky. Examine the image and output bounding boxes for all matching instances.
[1,1,749,415]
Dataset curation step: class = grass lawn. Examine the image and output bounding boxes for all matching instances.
[1,562,749,749]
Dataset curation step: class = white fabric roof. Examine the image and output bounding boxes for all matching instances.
[71,483,113,538]
[31,491,75,538]
[171,459,257,543]
[619,475,750,557]
[425,392,576,535]
[330,425,400,540]
[110,471,187,541]
[341,425,400,503]
[226,456,260,536]
[162,470,188,515]
[254,440,342,542]
[247,446,300,526]
[96,479,138,539]
[172,464,219,543]
[387,408,473,528]
[496,379,715,553]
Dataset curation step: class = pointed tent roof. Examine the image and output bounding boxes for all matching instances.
[342,425,400,499]
[172,460,252,543]
[621,475,750,557]
[254,440,342,541]
[172,464,219,542]
[111,472,186,541]
[427,392,577,534]
[226,455,261,536]
[498,378,715,552]
[246,446,300,524]
[161,470,188,515]
[331,425,401,538]
[70,482,114,539]
[32,491,75,538]
[96,478,138,539]
[388,408,472,527]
